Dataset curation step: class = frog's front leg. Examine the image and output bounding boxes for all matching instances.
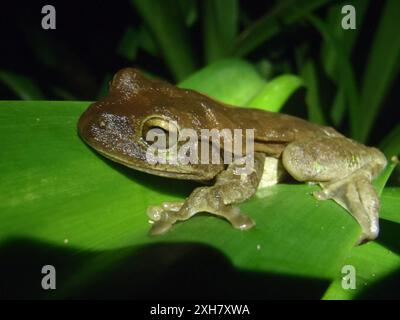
[148,153,266,235]
[282,136,387,244]
[147,202,184,220]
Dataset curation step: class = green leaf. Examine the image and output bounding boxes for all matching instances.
[299,60,326,124]
[177,0,198,27]
[232,0,332,57]
[380,125,400,185]
[179,58,265,106]
[0,70,44,100]
[0,102,362,294]
[322,189,400,300]
[0,63,397,299]
[117,27,140,60]
[306,14,360,137]
[320,0,369,126]
[321,0,369,79]
[358,0,400,142]
[323,167,400,300]
[374,160,399,196]
[380,124,400,160]
[247,74,303,112]
[202,0,238,63]
[131,0,196,80]
[322,239,400,300]
[50,87,77,101]
[330,88,346,126]
[117,26,158,60]
[255,59,274,80]
[380,187,400,224]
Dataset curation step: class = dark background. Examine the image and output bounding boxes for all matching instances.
[0,0,398,146]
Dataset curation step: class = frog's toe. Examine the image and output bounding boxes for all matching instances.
[161,201,184,212]
[313,189,330,200]
[231,213,255,230]
[149,219,174,235]
[354,177,380,242]
[147,201,184,221]
[357,231,377,245]
[147,202,185,235]
[217,206,255,230]
[147,205,164,221]
[148,209,179,235]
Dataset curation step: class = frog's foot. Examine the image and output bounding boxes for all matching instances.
[147,202,184,235]
[193,187,255,230]
[147,191,255,236]
[313,172,380,244]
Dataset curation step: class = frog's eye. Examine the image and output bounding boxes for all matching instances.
[141,117,179,150]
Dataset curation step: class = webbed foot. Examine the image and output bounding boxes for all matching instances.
[313,172,380,244]
[147,201,184,235]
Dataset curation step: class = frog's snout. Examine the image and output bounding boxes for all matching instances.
[78,108,90,137]
[78,102,103,141]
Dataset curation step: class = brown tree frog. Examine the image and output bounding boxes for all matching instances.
[78,68,387,243]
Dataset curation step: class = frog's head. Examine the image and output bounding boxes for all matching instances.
[78,68,224,180]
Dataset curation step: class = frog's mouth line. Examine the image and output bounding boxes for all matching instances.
[89,144,209,181]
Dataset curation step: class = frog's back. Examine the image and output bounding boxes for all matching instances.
[177,87,341,156]
[228,107,327,142]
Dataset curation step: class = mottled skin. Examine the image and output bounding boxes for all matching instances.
[78,68,387,243]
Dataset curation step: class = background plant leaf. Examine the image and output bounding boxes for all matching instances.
[357,0,400,142]
[306,14,359,135]
[247,74,303,112]
[380,124,400,160]
[0,70,44,100]
[202,0,238,63]
[320,0,369,126]
[299,60,326,124]
[178,58,265,105]
[131,0,197,80]
[232,0,332,57]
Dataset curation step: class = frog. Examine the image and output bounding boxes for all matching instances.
[78,68,387,244]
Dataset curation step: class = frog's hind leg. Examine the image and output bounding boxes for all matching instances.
[282,136,387,244]
[148,152,266,235]
[314,172,380,244]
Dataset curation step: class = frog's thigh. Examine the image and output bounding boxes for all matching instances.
[282,137,386,243]
[149,152,266,235]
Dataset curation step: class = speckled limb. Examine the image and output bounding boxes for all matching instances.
[282,136,387,244]
[148,152,266,235]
